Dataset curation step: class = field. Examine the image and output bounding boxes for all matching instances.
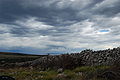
[0,52,46,64]
[0,66,112,80]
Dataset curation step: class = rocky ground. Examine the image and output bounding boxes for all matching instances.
[1,47,120,70]
[1,47,120,80]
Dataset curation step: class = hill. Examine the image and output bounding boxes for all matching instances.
[0,52,46,64]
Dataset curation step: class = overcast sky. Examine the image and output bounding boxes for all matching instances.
[0,0,120,54]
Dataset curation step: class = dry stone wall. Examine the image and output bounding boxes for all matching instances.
[2,47,120,69]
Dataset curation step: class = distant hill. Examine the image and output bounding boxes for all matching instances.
[0,52,43,56]
[0,52,46,64]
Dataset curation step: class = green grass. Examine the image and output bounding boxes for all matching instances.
[0,66,111,80]
[74,66,110,72]
[0,52,46,64]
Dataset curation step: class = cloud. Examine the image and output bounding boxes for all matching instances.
[94,0,119,9]
[0,24,11,33]
[15,17,54,30]
[0,0,120,54]
[92,0,120,16]
[21,0,93,10]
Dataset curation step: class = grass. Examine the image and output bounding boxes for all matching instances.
[0,66,111,80]
[74,66,110,73]
[0,52,46,64]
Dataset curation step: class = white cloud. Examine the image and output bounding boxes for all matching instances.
[54,16,120,50]
[0,24,12,33]
[15,17,54,30]
[94,0,119,9]
[0,34,48,49]
[92,14,120,27]
[1,13,120,53]
[49,47,68,52]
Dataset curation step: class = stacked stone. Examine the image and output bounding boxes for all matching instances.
[2,47,120,69]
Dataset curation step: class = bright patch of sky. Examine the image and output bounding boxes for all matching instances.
[100,30,109,32]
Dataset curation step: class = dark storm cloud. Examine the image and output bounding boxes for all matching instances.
[0,0,120,25]
[0,0,82,26]
[10,27,30,37]
[92,0,120,16]
[0,0,26,23]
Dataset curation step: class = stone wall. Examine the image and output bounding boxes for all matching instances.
[2,47,120,69]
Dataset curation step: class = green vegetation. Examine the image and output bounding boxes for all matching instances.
[0,66,112,80]
[0,52,46,64]
[0,48,120,80]
[74,66,110,73]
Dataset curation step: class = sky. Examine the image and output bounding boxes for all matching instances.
[0,0,120,54]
